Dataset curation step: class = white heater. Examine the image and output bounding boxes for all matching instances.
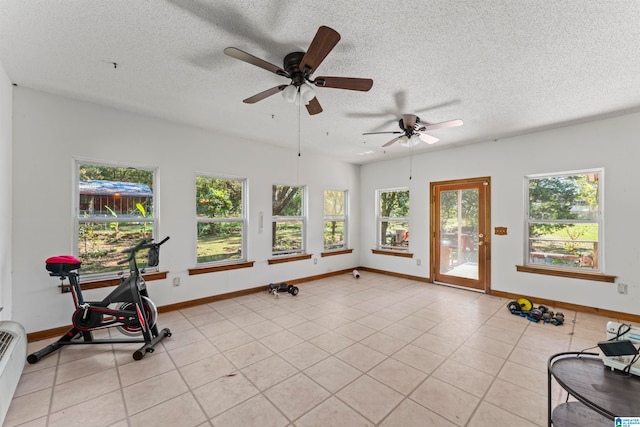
[0,321,27,425]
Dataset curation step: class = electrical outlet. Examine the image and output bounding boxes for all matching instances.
[618,282,628,295]
[313,258,318,264]
[416,259,421,266]
[173,277,180,287]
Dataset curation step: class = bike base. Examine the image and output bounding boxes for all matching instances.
[27,327,172,364]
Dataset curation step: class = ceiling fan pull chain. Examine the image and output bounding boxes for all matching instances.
[296,100,301,185]
[297,97,301,157]
[409,144,413,180]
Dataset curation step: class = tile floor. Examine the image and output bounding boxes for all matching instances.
[5,272,620,426]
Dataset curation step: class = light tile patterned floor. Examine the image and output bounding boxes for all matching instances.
[5,272,620,426]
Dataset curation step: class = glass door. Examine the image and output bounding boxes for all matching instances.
[432,178,490,291]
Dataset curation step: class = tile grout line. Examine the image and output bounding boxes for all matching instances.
[11,274,610,427]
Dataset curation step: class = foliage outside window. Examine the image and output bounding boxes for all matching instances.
[196,176,246,264]
[440,188,479,268]
[324,190,347,251]
[377,188,410,250]
[272,184,305,255]
[525,169,602,271]
[76,162,156,276]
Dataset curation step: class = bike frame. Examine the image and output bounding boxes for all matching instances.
[27,237,171,363]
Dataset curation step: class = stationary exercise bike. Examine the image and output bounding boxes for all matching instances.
[27,237,172,364]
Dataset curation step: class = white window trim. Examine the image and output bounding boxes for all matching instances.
[376,187,410,251]
[195,173,248,266]
[73,158,159,280]
[272,184,306,256]
[523,168,604,272]
[324,189,349,251]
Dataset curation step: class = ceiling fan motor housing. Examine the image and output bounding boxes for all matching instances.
[399,116,421,135]
[283,52,306,87]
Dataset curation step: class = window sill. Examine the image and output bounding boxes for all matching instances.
[516,265,616,283]
[268,254,312,265]
[70,271,168,291]
[321,249,353,257]
[189,261,255,276]
[371,249,413,258]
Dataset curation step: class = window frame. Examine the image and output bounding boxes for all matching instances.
[73,159,158,280]
[195,173,248,266]
[524,168,604,272]
[272,184,306,256]
[323,189,348,251]
[376,187,410,251]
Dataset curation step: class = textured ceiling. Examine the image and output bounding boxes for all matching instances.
[2,1,640,164]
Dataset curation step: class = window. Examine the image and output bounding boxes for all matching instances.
[525,169,602,271]
[324,190,348,251]
[272,184,305,255]
[196,175,246,264]
[76,161,157,276]
[377,188,410,250]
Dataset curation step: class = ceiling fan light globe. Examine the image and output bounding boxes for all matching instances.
[299,83,315,105]
[400,134,421,147]
[281,85,298,103]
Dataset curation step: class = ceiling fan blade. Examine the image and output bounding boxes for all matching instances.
[402,114,417,129]
[243,85,288,104]
[300,26,341,74]
[313,76,373,91]
[394,91,407,113]
[422,119,464,132]
[367,118,399,132]
[224,47,288,77]
[363,131,402,135]
[346,112,393,119]
[413,100,460,115]
[418,132,439,144]
[306,97,323,115]
[382,136,402,148]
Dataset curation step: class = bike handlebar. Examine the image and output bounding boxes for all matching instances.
[117,237,170,265]
[156,236,170,246]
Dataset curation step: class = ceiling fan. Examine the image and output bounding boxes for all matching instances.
[363,114,463,147]
[224,26,373,115]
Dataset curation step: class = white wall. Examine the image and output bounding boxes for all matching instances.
[0,63,12,320]
[12,88,360,332]
[361,113,640,315]
[11,86,640,333]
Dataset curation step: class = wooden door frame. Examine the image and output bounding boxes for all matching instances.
[430,177,492,293]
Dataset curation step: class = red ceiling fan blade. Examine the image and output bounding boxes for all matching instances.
[300,26,340,74]
[305,97,323,115]
[224,47,288,77]
[313,76,373,91]
[422,119,463,132]
[382,136,402,147]
[243,85,288,104]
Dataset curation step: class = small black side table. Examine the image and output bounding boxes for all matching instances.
[548,352,640,426]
